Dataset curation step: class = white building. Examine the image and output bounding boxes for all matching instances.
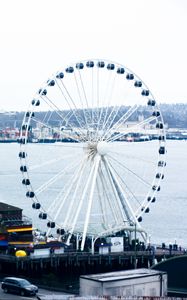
[80,268,167,297]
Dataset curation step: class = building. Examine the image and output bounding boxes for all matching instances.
[80,268,167,297]
[0,202,33,249]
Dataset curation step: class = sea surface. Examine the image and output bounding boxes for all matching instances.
[0,140,187,248]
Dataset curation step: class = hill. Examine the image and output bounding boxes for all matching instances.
[0,103,187,129]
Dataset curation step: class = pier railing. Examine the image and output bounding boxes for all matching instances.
[0,248,184,262]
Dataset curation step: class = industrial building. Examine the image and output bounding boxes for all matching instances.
[80,268,167,297]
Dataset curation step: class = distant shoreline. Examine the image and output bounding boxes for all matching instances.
[0,136,187,143]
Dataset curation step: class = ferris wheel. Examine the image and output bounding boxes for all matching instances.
[19,59,166,250]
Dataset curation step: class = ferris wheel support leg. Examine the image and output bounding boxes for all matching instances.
[141,231,147,243]
[103,160,125,224]
[66,234,72,246]
[76,233,80,251]
[68,157,97,239]
[104,157,141,230]
[91,236,100,255]
[91,236,95,255]
[81,155,101,251]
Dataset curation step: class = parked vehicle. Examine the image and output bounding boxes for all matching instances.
[1,277,38,296]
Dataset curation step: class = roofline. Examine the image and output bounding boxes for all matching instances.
[80,271,167,283]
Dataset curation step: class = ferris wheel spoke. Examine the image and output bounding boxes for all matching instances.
[31,114,82,143]
[35,158,79,196]
[91,68,94,127]
[55,78,75,112]
[61,160,88,230]
[97,169,113,228]
[95,70,112,138]
[49,158,86,225]
[36,143,83,149]
[107,154,152,188]
[76,70,93,141]
[94,67,100,140]
[86,67,98,134]
[58,79,88,136]
[106,156,142,208]
[96,67,100,116]
[50,159,85,215]
[35,111,80,142]
[73,72,86,111]
[102,68,131,136]
[80,67,93,134]
[80,155,101,250]
[46,164,83,236]
[102,105,123,139]
[95,178,108,230]
[94,67,101,139]
[98,166,119,226]
[41,92,87,142]
[39,94,74,126]
[102,105,121,140]
[29,154,75,171]
[103,104,139,141]
[108,115,156,143]
[103,160,130,226]
[37,110,52,126]
[105,71,139,137]
[40,159,83,231]
[67,157,98,239]
[101,74,117,133]
[104,156,140,228]
[135,115,156,127]
[73,72,91,135]
[108,148,156,165]
[93,67,100,132]
[77,69,89,109]
[102,159,127,224]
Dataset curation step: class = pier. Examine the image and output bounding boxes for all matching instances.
[0,248,184,293]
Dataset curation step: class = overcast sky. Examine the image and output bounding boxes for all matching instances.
[0,0,186,111]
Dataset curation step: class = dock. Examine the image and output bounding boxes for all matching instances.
[0,248,184,293]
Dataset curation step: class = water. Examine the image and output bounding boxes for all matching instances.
[0,140,187,248]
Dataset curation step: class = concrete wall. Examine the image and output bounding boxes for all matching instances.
[102,274,167,297]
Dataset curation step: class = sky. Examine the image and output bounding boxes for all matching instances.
[0,0,187,111]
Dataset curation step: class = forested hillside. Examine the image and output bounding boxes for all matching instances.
[0,103,187,129]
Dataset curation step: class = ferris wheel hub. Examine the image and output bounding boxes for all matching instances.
[85,141,109,159]
[97,141,108,156]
